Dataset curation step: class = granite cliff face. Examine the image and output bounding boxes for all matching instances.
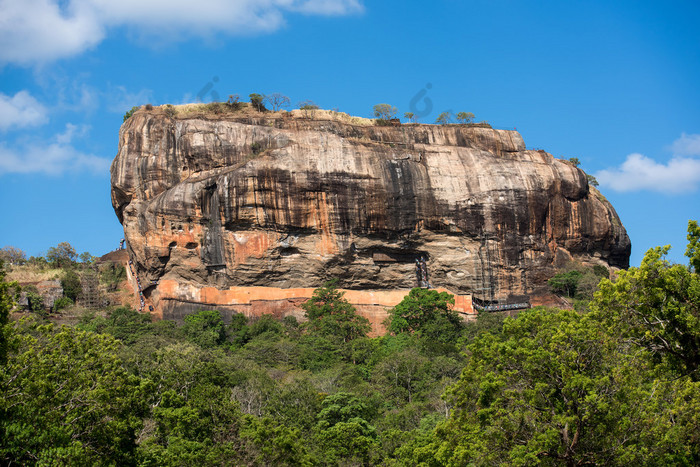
[111,106,630,319]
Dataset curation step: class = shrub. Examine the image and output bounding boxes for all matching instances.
[164,104,176,118]
[249,93,266,112]
[123,106,140,122]
[251,142,263,154]
[53,296,73,312]
[435,112,452,124]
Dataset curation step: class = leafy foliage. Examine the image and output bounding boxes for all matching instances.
[0,320,150,465]
[591,240,700,380]
[123,105,140,122]
[455,111,474,123]
[46,241,77,268]
[0,260,20,364]
[2,225,699,465]
[373,103,397,121]
[386,287,463,344]
[435,111,452,124]
[302,280,371,345]
[249,93,266,112]
[61,268,82,302]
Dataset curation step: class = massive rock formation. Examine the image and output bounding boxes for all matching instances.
[111,105,630,322]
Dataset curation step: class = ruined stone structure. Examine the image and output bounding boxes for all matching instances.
[111,105,630,330]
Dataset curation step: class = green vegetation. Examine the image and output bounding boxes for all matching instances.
[249,93,266,112]
[455,111,474,124]
[435,111,452,124]
[123,106,140,122]
[46,241,77,268]
[1,222,698,464]
[373,103,397,124]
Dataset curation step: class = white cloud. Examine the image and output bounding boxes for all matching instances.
[669,132,700,157]
[0,124,109,175]
[0,0,364,65]
[0,91,48,130]
[56,123,90,144]
[105,85,154,113]
[595,153,700,194]
[0,0,104,65]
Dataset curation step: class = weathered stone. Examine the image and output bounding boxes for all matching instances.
[111,107,630,322]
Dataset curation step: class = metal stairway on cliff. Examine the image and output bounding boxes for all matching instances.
[415,256,431,288]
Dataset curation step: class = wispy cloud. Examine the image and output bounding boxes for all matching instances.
[105,85,154,113]
[0,0,364,66]
[669,132,700,157]
[0,123,109,176]
[595,133,700,194]
[0,91,48,130]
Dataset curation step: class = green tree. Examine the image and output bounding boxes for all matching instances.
[591,232,700,380]
[46,241,77,268]
[302,280,371,345]
[455,111,474,124]
[0,321,150,465]
[23,284,45,315]
[421,307,688,466]
[548,269,582,297]
[373,103,398,121]
[687,219,700,273]
[587,173,599,187]
[0,261,20,364]
[314,392,378,465]
[61,269,82,302]
[568,157,581,167]
[79,251,94,264]
[404,111,415,123]
[386,288,463,343]
[435,112,452,124]
[249,93,266,112]
[182,309,227,348]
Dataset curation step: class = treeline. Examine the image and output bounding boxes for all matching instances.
[1,221,699,465]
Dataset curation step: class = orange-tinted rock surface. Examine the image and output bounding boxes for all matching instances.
[111,106,630,322]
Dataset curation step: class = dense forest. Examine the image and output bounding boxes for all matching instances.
[1,221,699,466]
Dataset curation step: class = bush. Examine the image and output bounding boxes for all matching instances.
[123,106,140,122]
[61,269,82,303]
[249,93,266,112]
[164,104,176,118]
[53,296,73,312]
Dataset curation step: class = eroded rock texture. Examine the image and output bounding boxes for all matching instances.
[111,109,630,316]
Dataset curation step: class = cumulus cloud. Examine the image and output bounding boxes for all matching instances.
[0,91,48,130]
[0,123,109,175]
[0,0,364,65]
[595,133,700,194]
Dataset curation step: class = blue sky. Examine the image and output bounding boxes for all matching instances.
[0,0,698,266]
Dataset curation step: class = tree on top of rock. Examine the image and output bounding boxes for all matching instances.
[373,104,397,121]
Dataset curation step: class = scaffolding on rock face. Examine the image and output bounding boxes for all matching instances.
[472,227,530,313]
[79,268,102,309]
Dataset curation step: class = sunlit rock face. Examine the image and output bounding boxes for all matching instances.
[111,108,630,319]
